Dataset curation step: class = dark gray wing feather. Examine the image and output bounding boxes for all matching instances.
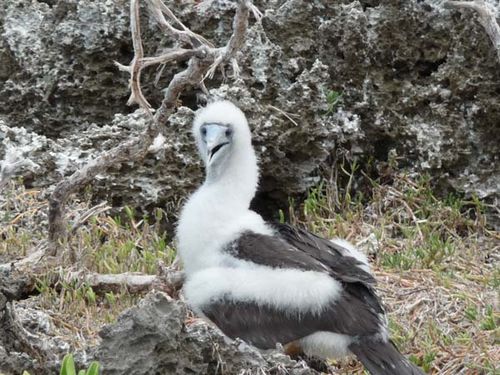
[227,230,331,274]
[203,297,383,350]
[349,340,425,375]
[230,224,384,316]
[273,223,376,287]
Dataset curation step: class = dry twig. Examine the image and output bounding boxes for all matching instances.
[0,250,185,301]
[0,243,47,274]
[70,201,112,235]
[63,269,185,295]
[147,0,213,48]
[48,0,254,255]
[268,105,300,126]
[445,1,500,63]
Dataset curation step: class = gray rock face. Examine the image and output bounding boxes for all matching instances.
[1,0,499,217]
[1,0,131,136]
[96,292,319,375]
[0,293,69,375]
[0,287,322,375]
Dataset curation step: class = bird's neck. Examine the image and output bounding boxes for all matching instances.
[177,145,264,275]
[201,145,259,211]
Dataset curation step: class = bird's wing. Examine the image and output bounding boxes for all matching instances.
[200,226,386,349]
[203,299,322,349]
[272,222,376,287]
[202,292,384,350]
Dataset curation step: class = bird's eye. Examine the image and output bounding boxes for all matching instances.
[201,127,207,137]
[225,128,233,137]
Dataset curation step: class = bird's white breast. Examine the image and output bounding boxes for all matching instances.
[176,186,272,275]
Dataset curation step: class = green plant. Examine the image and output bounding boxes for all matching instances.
[325,90,342,114]
[22,354,100,375]
[409,351,436,373]
[59,353,100,375]
[465,305,478,322]
[480,305,497,331]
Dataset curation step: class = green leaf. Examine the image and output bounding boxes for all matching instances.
[124,206,135,221]
[325,90,342,114]
[86,362,100,375]
[86,287,96,304]
[60,353,76,375]
[278,209,285,224]
[78,370,86,375]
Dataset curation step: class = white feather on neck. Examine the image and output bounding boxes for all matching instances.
[203,138,259,210]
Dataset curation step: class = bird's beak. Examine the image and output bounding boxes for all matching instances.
[205,124,230,163]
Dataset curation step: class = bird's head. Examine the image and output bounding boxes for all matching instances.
[192,101,254,181]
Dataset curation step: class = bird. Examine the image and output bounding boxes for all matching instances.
[176,100,424,375]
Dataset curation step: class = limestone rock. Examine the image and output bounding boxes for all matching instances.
[0,0,498,220]
[96,292,320,375]
[0,289,323,375]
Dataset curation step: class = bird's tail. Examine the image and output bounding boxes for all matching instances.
[349,340,425,375]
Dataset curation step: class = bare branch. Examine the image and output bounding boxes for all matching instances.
[205,0,251,79]
[0,244,47,274]
[140,49,199,68]
[70,201,111,234]
[445,1,500,63]
[127,0,153,112]
[268,105,300,127]
[147,0,214,48]
[48,0,253,254]
[47,135,153,254]
[225,1,252,59]
[0,250,185,299]
[155,0,253,126]
[154,50,211,127]
[63,270,185,295]
[248,3,263,21]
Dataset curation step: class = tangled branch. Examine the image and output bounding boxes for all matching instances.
[48,0,255,255]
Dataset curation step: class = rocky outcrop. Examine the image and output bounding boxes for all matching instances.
[96,292,320,375]
[0,292,67,375]
[1,0,498,218]
[0,290,323,374]
[0,288,325,375]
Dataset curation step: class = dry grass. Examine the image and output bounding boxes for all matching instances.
[0,179,175,352]
[1,169,499,374]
